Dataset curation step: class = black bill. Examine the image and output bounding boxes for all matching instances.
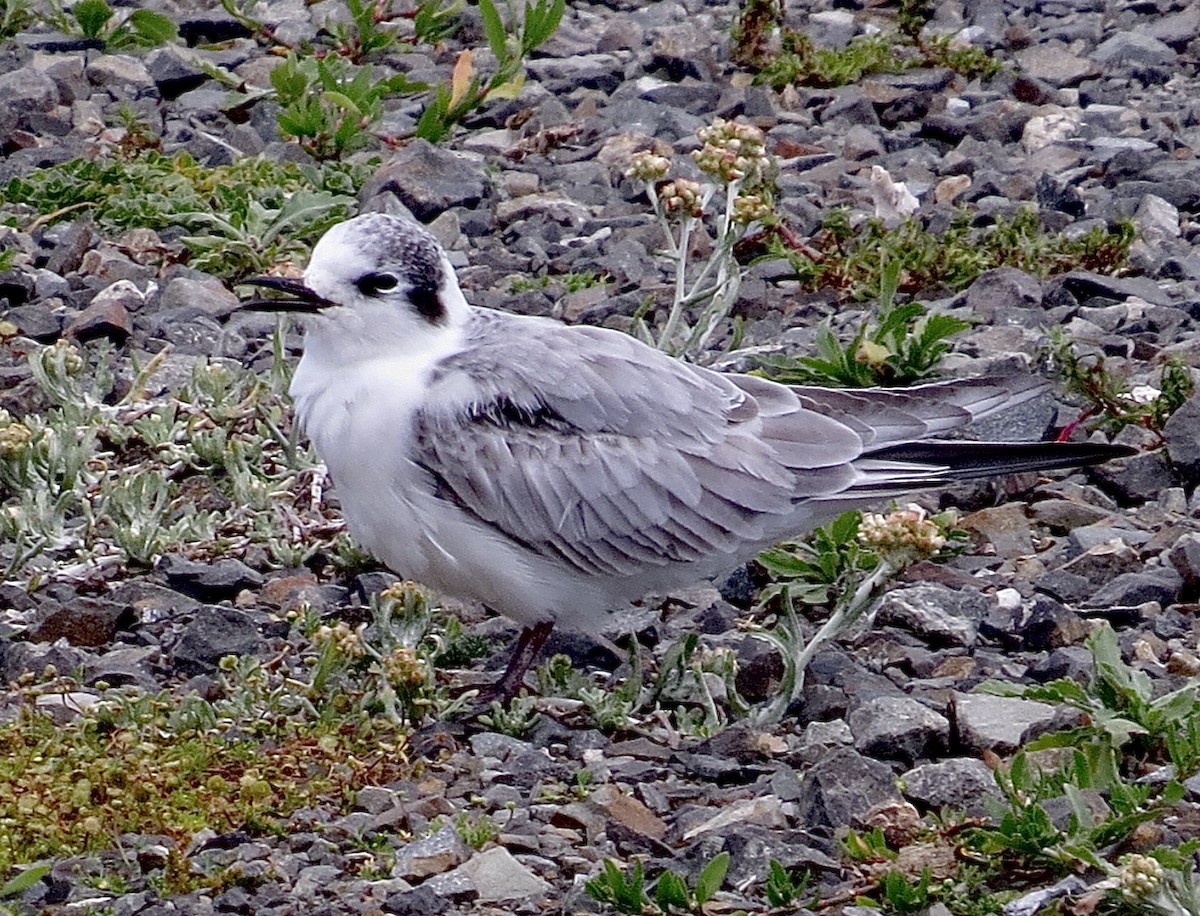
[239,276,333,312]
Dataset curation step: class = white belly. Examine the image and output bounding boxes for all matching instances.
[290,354,620,630]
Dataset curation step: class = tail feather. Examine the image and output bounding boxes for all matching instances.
[863,439,1135,483]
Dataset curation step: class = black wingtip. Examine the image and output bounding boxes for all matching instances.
[867,440,1137,481]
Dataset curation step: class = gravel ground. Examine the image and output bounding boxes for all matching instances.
[2,0,1200,914]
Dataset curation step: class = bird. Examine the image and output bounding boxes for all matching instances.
[240,212,1132,700]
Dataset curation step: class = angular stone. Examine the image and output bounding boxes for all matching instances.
[902,758,1001,815]
[953,693,1058,754]
[849,696,950,764]
[172,606,260,674]
[589,784,667,842]
[792,747,904,828]
[392,824,469,880]
[1165,396,1200,487]
[962,503,1034,558]
[359,141,486,222]
[1085,569,1182,609]
[875,583,987,647]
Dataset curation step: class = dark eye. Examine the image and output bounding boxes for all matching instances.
[355,272,399,296]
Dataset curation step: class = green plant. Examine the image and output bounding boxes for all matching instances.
[454,812,499,850]
[477,692,541,738]
[749,506,962,723]
[626,118,778,358]
[1051,330,1194,441]
[271,52,425,160]
[754,259,971,387]
[764,859,814,909]
[586,853,729,915]
[44,0,178,49]
[1,151,365,279]
[980,623,1200,777]
[0,0,31,39]
[878,869,935,914]
[415,0,565,142]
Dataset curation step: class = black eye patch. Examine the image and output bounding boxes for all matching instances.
[355,272,399,296]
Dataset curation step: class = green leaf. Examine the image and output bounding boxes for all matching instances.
[522,0,564,52]
[0,864,51,898]
[477,0,507,60]
[74,0,113,38]
[128,8,178,44]
[655,871,690,911]
[694,851,729,904]
[415,85,452,142]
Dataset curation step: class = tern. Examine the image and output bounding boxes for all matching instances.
[242,213,1130,699]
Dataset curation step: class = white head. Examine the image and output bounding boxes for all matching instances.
[243,213,471,367]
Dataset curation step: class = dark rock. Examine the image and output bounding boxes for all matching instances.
[1166,532,1200,594]
[848,696,950,765]
[1083,568,1183,609]
[1089,450,1181,504]
[874,583,988,647]
[158,554,265,601]
[172,606,260,674]
[359,141,486,221]
[385,884,451,916]
[1164,395,1200,487]
[30,597,136,647]
[792,747,904,828]
[1017,595,1088,650]
[901,758,1001,815]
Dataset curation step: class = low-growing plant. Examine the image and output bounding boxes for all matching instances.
[0,0,31,39]
[980,623,1200,778]
[1051,329,1194,441]
[1,150,364,279]
[764,859,814,909]
[477,692,541,738]
[586,852,730,915]
[0,657,410,875]
[754,259,971,387]
[41,0,178,50]
[749,505,962,723]
[773,207,1135,303]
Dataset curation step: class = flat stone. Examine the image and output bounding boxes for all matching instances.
[849,696,950,764]
[454,847,550,904]
[874,584,987,647]
[902,758,1001,815]
[962,503,1034,558]
[392,825,469,880]
[953,693,1058,754]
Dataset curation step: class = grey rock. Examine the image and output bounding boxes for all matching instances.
[964,267,1042,323]
[848,696,950,764]
[792,747,904,828]
[953,692,1058,753]
[384,884,450,916]
[359,140,486,221]
[85,54,157,95]
[1089,451,1181,504]
[172,606,260,674]
[902,757,1001,815]
[1084,568,1183,609]
[1091,32,1177,68]
[452,847,551,904]
[145,46,208,99]
[392,824,469,880]
[1016,43,1099,86]
[874,584,988,647]
[158,554,265,600]
[1166,532,1200,591]
[0,68,58,135]
[1016,595,1088,650]
[1165,395,1200,487]
[158,275,240,319]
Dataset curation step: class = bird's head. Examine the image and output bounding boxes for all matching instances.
[241,213,470,362]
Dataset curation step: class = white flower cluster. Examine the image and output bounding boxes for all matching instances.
[0,408,32,456]
[625,150,671,182]
[382,646,427,687]
[692,117,772,185]
[1117,854,1165,901]
[858,504,948,556]
[660,178,704,218]
[314,621,366,659]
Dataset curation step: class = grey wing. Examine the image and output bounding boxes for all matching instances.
[412,314,869,577]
